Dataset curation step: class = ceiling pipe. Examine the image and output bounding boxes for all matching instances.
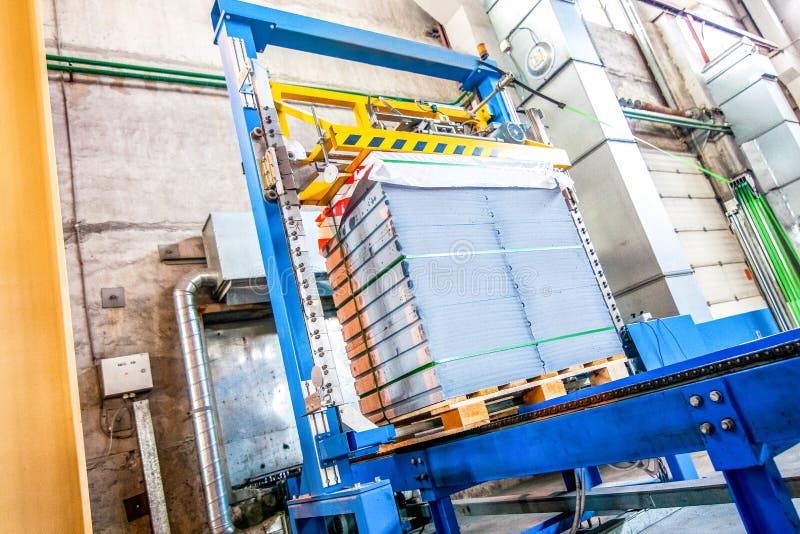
[683,14,711,64]
[637,0,777,50]
[618,0,678,108]
[174,271,235,534]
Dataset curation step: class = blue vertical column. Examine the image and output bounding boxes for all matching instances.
[429,495,460,534]
[723,459,800,533]
[216,19,324,495]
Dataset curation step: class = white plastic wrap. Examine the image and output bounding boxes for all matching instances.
[362,151,574,189]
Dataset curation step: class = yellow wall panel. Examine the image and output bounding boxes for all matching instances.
[0,0,91,531]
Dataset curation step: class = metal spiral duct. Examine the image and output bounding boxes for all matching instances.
[173,271,235,534]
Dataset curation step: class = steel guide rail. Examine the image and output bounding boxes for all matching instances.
[342,330,800,533]
[357,336,800,456]
[251,60,344,487]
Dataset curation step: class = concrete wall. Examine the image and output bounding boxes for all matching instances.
[578,0,766,317]
[43,1,458,532]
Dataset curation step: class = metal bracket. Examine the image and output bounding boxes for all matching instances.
[683,380,761,470]
[564,190,624,330]
[406,452,435,490]
[101,287,126,308]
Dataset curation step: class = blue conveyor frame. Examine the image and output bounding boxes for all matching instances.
[210,2,800,532]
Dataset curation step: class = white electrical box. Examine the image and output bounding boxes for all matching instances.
[99,353,153,398]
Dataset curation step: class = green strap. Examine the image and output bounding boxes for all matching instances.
[563,104,731,185]
[405,245,582,259]
[335,255,406,311]
[358,325,616,399]
[335,245,583,311]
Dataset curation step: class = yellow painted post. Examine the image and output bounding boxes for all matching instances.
[0,0,92,531]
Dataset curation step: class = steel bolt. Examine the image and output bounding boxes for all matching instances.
[689,395,703,407]
[709,390,723,403]
[699,422,715,435]
[720,418,736,431]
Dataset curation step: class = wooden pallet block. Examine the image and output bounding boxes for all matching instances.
[588,354,629,386]
[468,386,499,398]
[522,379,567,405]
[392,355,630,429]
[522,354,629,405]
[440,400,490,431]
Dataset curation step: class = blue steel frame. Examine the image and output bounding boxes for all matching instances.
[212,2,800,532]
[211,0,510,504]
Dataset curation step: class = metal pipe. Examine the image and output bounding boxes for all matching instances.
[46,63,227,88]
[173,271,235,534]
[618,0,678,109]
[46,56,471,105]
[729,210,793,330]
[46,54,226,80]
[637,0,777,50]
[633,100,687,117]
[620,108,732,133]
[683,14,711,64]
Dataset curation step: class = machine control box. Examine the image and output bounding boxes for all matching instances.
[100,353,153,398]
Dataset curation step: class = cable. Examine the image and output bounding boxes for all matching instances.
[569,468,585,534]
[606,460,640,471]
[102,393,136,456]
[478,60,565,109]
[105,400,128,456]
[501,0,545,43]
[477,62,733,185]
[641,321,666,367]
[655,318,688,359]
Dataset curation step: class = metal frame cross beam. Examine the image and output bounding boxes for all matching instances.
[211,0,491,84]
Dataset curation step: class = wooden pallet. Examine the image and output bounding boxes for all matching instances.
[392,355,629,437]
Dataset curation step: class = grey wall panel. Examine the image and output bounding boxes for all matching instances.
[205,320,301,487]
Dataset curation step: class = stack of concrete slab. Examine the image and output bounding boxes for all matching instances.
[321,153,622,423]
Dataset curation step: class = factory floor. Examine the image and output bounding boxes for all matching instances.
[423,444,800,533]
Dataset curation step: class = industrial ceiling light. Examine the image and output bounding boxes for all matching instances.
[526,41,555,78]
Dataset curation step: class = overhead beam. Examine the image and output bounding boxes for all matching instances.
[211,0,482,83]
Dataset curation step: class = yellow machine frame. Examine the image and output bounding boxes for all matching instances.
[269,82,570,205]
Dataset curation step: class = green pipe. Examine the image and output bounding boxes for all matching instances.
[752,197,800,304]
[737,183,800,320]
[47,63,227,88]
[759,194,800,268]
[622,108,732,134]
[749,207,800,319]
[46,54,225,81]
[47,54,470,106]
[737,189,791,310]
